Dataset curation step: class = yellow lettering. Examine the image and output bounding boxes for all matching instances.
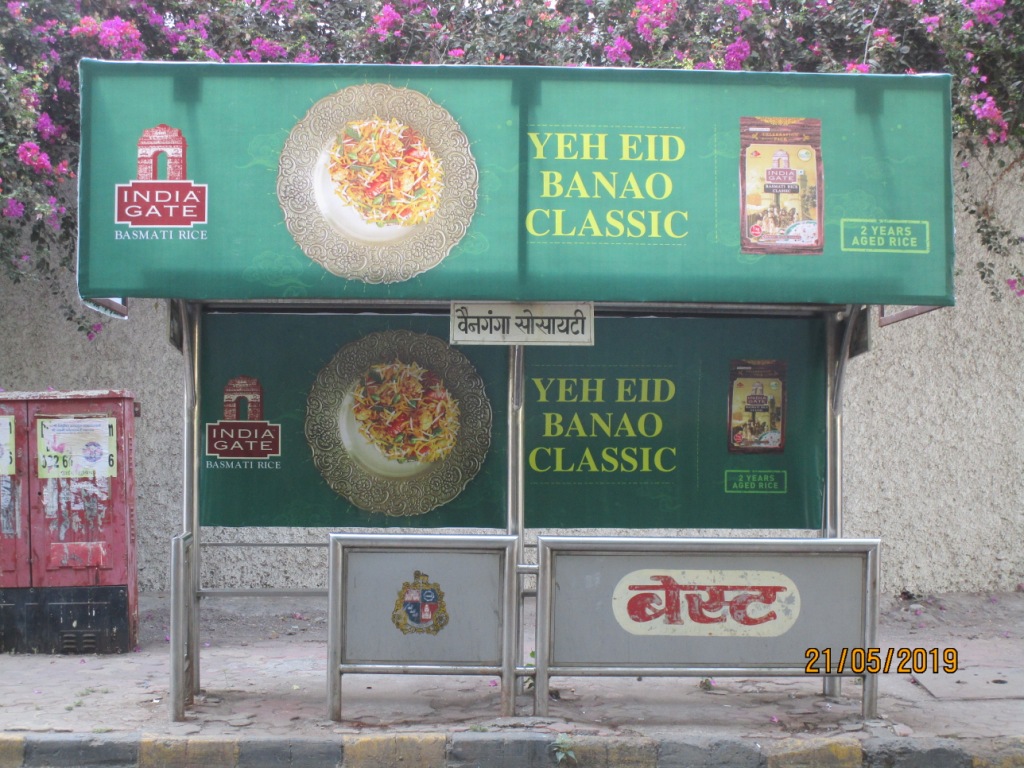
[566,173,590,198]
[592,172,617,198]
[645,172,672,200]
[590,413,613,437]
[655,446,676,472]
[617,379,637,402]
[580,133,608,160]
[601,447,619,472]
[558,379,578,401]
[576,446,599,472]
[578,210,602,237]
[613,414,637,438]
[541,171,563,198]
[564,413,588,437]
[552,209,576,236]
[556,133,577,160]
[619,447,639,472]
[664,210,689,239]
[532,378,556,402]
[621,134,642,161]
[605,209,626,237]
[620,174,644,199]
[635,412,662,437]
[529,446,551,472]
[527,132,553,159]
[525,208,550,236]
[579,378,605,402]
[626,209,647,237]
[543,412,563,437]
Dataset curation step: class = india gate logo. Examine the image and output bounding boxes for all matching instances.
[205,376,282,460]
[115,124,208,228]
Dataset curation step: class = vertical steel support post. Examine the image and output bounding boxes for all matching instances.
[824,306,863,701]
[327,536,342,721]
[170,299,202,718]
[187,303,202,693]
[507,344,525,716]
[823,309,841,698]
[862,541,880,718]
[533,537,551,717]
[170,532,194,720]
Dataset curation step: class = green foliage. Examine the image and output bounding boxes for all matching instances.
[550,733,578,766]
[2,0,1022,334]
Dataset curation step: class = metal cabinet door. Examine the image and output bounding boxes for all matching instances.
[0,402,30,588]
[27,398,132,588]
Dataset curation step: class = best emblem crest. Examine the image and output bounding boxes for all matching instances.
[392,570,449,635]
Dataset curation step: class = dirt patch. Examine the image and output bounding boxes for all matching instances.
[879,589,1024,642]
[138,594,330,650]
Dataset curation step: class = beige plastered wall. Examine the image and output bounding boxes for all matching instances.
[1,147,1021,596]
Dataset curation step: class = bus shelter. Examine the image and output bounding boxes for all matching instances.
[76,61,954,721]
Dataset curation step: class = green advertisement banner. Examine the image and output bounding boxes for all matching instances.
[200,312,824,529]
[79,61,953,306]
[524,316,826,529]
[199,312,508,527]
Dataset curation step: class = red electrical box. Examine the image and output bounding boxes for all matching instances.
[0,391,137,654]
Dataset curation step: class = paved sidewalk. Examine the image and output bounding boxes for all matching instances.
[1,591,1022,767]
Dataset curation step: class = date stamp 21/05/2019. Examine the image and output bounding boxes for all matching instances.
[804,647,958,675]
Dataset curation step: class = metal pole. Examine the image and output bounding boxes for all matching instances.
[186,303,202,693]
[507,344,524,716]
[862,542,880,718]
[533,538,551,716]
[823,305,859,699]
[823,309,841,697]
[170,532,193,721]
[327,536,342,721]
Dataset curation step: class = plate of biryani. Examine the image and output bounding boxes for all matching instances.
[278,84,478,283]
[305,330,492,515]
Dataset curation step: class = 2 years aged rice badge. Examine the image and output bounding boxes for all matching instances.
[392,570,449,635]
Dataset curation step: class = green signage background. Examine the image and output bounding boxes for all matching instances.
[199,312,508,527]
[524,316,827,529]
[199,313,825,529]
[79,62,953,306]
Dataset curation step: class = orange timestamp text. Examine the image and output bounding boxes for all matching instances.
[804,647,958,675]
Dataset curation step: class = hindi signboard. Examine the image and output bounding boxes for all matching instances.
[534,537,879,698]
[78,62,954,307]
[450,302,593,346]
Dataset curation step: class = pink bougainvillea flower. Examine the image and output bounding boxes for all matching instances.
[258,0,296,13]
[963,0,1005,26]
[604,35,632,64]
[36,113,65,142]
[371,4,403,41]
[17,142,53,174]
[3,199,26,218]
[251,38,287,60]
[635,0,677,44]
[724,37,751,70]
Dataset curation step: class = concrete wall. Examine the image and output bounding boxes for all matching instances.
[842,148,1024,593]
[0,290,185,592]
[2,150,1021,596]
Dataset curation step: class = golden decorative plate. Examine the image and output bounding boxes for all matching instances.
[278,84,478,283]
[305,330,492,515]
